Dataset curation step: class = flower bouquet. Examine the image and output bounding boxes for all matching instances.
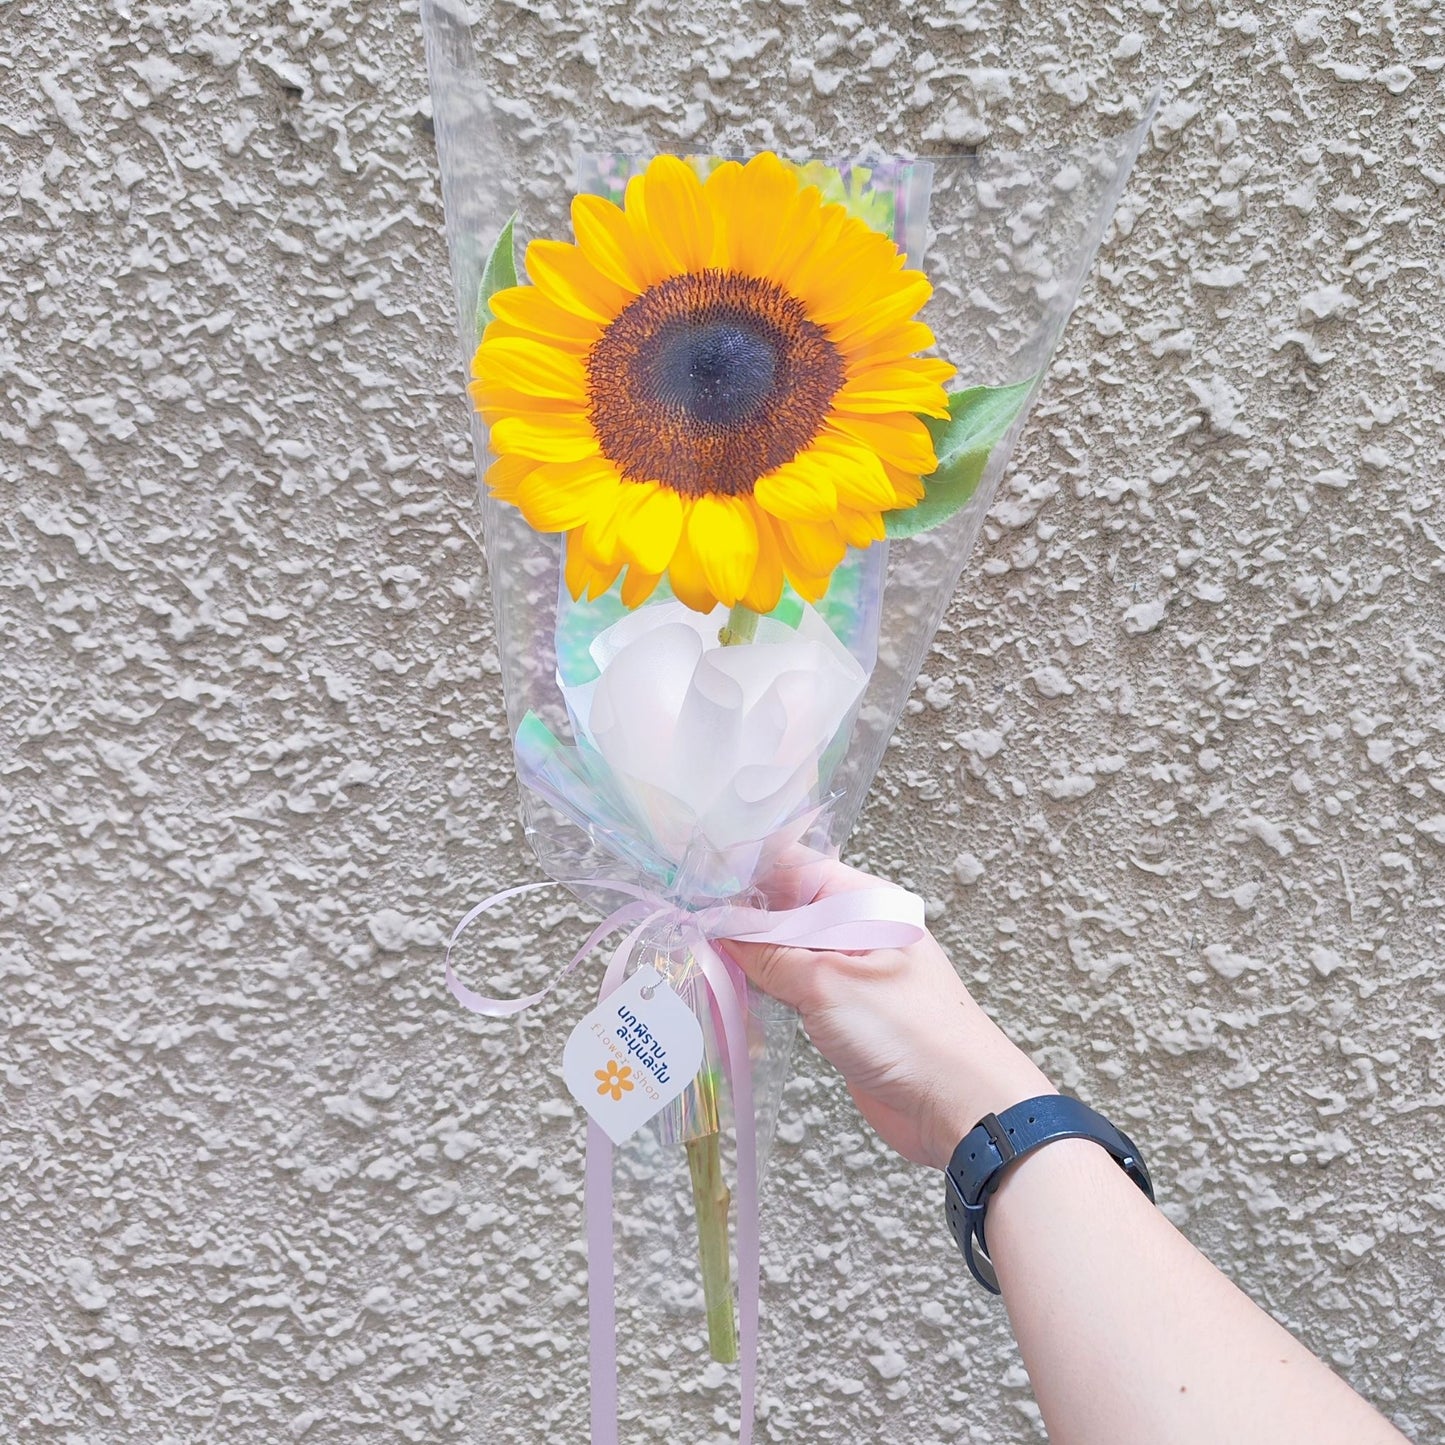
[422,3,1152,1437]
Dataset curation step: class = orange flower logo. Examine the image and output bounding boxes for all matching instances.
[595,1060,635,1102]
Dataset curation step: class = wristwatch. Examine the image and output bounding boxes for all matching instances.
[944,1094,1155,1294]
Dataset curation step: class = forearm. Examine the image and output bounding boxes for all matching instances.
[984,1136,1410,1445]
[729,876,1411,1445]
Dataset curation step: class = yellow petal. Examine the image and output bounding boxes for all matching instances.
[777,517,847,577]
[825,271,933,351]
[525,238,631,324]
[577,480,680,570]
[839,321,938,371]
[666,518,720,614]
[564,536,622,601]
[637,155,713,274]
[884,461,927,504]
[687,493,759,606]
[571,194,653,293]
[578,504,616,566]
[586,566,621,600]
[488,286,602,352]
[701,160,746,268]
[616,482,684,574]
[485,453,536,503]
[621,565,662,608]
[834,507,886,547]
[826,414,937,475]
[807,434,903,509]
[472,336,588,401]
[516,458,623,531]
[739,509,785,613]
[782,565,830,603]
[707,153,809,277]
[622,173,648,228]
[479,317,579,354]
[848,356,956,387]
[787,219,902,320]
[490,412,601,463]
[753,456,838,521]
[833,372,951,419]
[767,197,848,294]
[469,379,585,427]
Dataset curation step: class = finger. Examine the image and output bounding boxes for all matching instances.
[812,858,891,898]
[759,848,887,910]
[721,938,824,1012]
[754,845,836,910]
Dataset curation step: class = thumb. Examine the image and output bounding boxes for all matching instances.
[721,938,822,1013]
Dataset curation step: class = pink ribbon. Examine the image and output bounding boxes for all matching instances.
[445,878,925,1444]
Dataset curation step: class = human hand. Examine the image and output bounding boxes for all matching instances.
[724,857,1055,1169]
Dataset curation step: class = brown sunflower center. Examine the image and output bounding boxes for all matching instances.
[585,269,845,498]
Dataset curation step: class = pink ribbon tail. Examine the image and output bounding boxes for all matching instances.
[584,921,644,1445]
[696,937,759,1444]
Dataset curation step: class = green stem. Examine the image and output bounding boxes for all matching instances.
[684,619,754,1358]
[718,604,760,647]
[685,1129,737,1363]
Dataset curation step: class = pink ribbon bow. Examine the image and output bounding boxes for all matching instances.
[445,877,925,1444]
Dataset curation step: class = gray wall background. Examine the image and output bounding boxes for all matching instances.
[2,1,1442,1441]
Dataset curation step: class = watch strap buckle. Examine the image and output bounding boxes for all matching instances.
[978,1111,1017,1165]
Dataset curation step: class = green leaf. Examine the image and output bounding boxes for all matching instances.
[475,213,519,333]
[884,379,1036,540]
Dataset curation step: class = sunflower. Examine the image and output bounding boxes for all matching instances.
[469,152,954,614]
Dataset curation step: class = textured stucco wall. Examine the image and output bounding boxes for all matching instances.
[3,1,1443,1442]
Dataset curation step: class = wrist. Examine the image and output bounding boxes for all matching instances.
[943,1099,1156,1293]
[929,1049,1057,1170]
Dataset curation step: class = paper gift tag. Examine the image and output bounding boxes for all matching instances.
[561,966,704,1146]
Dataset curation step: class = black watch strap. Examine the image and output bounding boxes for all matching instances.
[943,1094,1155,1294]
